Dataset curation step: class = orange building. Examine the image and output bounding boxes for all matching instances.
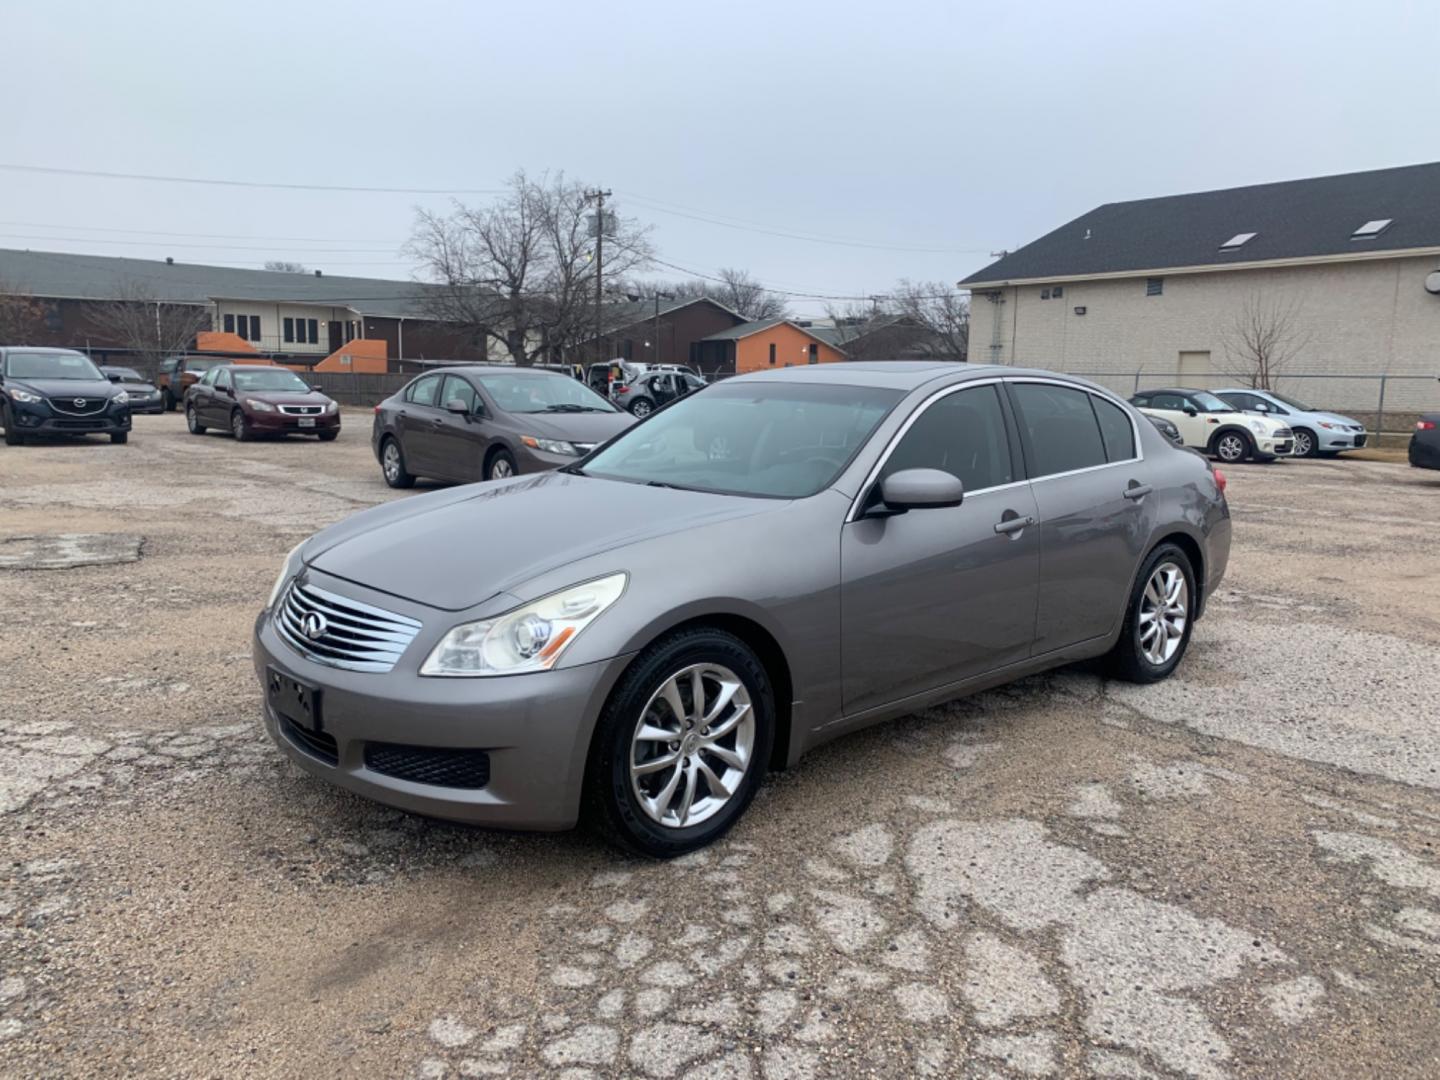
[696,318,847,374]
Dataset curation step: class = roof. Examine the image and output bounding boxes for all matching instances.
[0,248,449,319]
[736,360,993,390]
[602,295,744,332]
[700,318,843,352]
[961,161,1440,287]
[804,314,910,347]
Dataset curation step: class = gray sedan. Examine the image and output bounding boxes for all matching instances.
[255,362,1231,856]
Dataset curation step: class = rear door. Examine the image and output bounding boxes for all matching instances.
[1006,380,1152,654]
[841,382,1040,714]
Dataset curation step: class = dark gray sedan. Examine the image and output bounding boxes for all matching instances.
[257,362,1231,856]
[372,365,634,487]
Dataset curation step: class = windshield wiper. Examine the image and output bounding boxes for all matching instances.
[558,464,587,476]
[645,479,697,491]
[541,403,603,412]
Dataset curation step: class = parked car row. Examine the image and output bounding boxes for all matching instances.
[1129,386,1368,463]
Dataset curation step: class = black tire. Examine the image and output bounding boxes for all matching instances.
[162,389,177,412]
[186,404,207,435]
[110,431,128,445]
[380,436,416,489]
[1211,429,1252,464]
[1106,543,1197,684]
[1,405,21,446]
[231,410,252,442]
[586,628,775,858]
[629,398,654,419]
[485,447,517,481]
[1292,427,1318,458]
[317,430,339,442]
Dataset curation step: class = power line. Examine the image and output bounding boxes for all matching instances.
[0,162,506,196]
[0,232,401,254]
[0,219,408,245]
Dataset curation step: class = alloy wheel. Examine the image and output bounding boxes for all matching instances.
[1138,561,1188,665]
[629,663,755,829]
[632,400,653,418]
[232,413,244,439]
[490,456,514,479]
[383,442,402,483]
[1217,434,1246,462]
[1293,430,1314,457]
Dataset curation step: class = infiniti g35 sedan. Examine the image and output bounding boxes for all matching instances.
[254,362,1231,856]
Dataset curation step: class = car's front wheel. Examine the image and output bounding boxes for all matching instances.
[587,628,775,857]
[629,398,654,418]
[1107,543,1196,683]
[486,448,517,480]
[1212,430,1251,463]
[231,410,251,442]
[186,404,206,435]
[1292,428,1317,458]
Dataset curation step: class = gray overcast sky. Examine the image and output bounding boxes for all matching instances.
[5,0,1439,317]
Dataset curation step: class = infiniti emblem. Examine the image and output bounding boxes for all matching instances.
[300,611,328,640]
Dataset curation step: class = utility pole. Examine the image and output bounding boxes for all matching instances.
[652,289,674,365]
[585,188,612,364]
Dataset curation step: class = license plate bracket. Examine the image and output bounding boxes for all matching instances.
[298,417,316,428]
[267,667,322,731]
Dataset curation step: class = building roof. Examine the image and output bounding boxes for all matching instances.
[602,295,744,332]
[960,161,1440,287]
[0,248,448,319]
[699,318,844,354]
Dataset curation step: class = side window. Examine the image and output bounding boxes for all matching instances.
[1091,395,1136,462]
[407,374,441,406]
[214,369,231,391]
[1149,392,1185,411]
[1009,383,1108,478]
[880,385,1013,493]
[198,368,217,387]
[441,375,479,412]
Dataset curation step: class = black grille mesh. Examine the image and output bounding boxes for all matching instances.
[279,716,339,766]
[364,742,491,789]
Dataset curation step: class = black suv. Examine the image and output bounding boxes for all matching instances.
[0,347,133,445]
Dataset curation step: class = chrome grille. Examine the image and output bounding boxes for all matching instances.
[48,396,109,416]
[275,581,422,673]
[279,404,323,415]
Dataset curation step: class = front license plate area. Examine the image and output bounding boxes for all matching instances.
[298,417,316,428]
[267,667,322,731]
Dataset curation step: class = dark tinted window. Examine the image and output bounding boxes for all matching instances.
[223,314,235,334]
[283,318,295,343]
[407,374,441,406]
[1010,382,1107,478]
[1092,396,1136,462]
[249,315,261,341]
[307,319,319,344]
[1148,392,1186,410]
[441,375,479,412]
[881,385,1013,492]
[215,369,231,390]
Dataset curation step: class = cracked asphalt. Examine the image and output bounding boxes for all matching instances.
[2,412,1439,1079]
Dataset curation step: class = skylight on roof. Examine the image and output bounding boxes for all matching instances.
[1219,232,1258,250]
[1352,219,1393,239]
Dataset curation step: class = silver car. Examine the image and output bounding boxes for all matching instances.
[1213,387,1368,457]
[254,362,1231,856]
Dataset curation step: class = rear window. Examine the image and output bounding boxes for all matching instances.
[1009,383,1108,478]
[1091,396,1137,462]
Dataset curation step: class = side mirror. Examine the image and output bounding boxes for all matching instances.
[444,398,470,414]
[1253,401,1269,412]
[107,373,122,383]
[873,468,965,515]
[1183,406,1198,417]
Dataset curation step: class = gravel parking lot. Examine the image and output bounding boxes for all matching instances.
[2,412,1439,1079]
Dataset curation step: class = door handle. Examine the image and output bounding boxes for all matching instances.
[1123,484,1153,501]
[994,515,1036,535]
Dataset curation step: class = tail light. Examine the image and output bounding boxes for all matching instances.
[1418,420,1437,431]
[373,404,382,415]
[615,385,630,394]
[1213,468,1227,494]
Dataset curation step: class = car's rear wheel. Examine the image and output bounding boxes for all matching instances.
[186,404,207,435]
[1107,543,1196,683]
[1292,428,1317,458]
[231,409,251,442]
[317,430,338,442]
[587,628,774,857]
[486,448,516,480]
[1212,430,1251,463]
[380,436,415,488]
[162,389,177,412]
[630,398,654,418]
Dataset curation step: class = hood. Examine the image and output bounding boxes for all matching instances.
[307,471,775,611]
[512,409,634,445]
[8,377,119,400]
[1311,412,1360,427]
[1235,413,1290,434]
[241,390,333,406]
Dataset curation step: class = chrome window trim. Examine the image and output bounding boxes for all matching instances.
[844,374,1145,522]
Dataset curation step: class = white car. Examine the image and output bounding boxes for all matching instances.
[1129,387,1293,463]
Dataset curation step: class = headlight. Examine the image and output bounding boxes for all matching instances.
[266,540,306,609]
[248,399,276,412]
[113,390,130,405]
[324,400,338,414]
[1249,420,1268,434]
[421,573,626,677]
[7,387,41,404]
[520,435,579,456]
[1318,421,1338,430]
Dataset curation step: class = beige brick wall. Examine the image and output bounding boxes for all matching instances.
[968,255,1440,414]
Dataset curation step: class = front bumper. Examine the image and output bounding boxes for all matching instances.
[248,411,341,434]
[1254,436,1293,458]
[515,444,582,474]
[1319,429,1368,450]
[7,400,130,436]
[125,395,165,414]
[252,580,632,830]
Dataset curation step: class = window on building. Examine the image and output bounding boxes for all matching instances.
[808,343,818,364]
[1220,232,1257,250]
[283,318,295,343]
[1352,218,1393,239]
[306,319,319,344]
[223,313,235,334]
[768,343,776,366]
[1051,285,1063,298]
[1146,277,1164,297]
[881,385,1013,493]
[249,315,261,342]
[1009,382,1108,478]
[1041,288,1050,300]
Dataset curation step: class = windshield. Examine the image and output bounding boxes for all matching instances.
[1269,391,1315,412]
[1191,391,1235,413]
[477,371,617,413]
[233,368,311,393]
[4,350,103,381]
[103,367,145,382]
[187,358,224,373]
[581,381,902,498]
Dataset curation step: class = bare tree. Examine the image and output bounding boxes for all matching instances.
[407,171,654,365]
[0,278,45,344]
[889,280,969,361]
[264,260,309,273]
[628,268,786,322]
[1221,292,1311,389]
[82,282,211,376]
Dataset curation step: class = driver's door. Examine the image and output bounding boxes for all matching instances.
[433,374,488,481]
[1148,391,1207,447]
[840,383,1040,715]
